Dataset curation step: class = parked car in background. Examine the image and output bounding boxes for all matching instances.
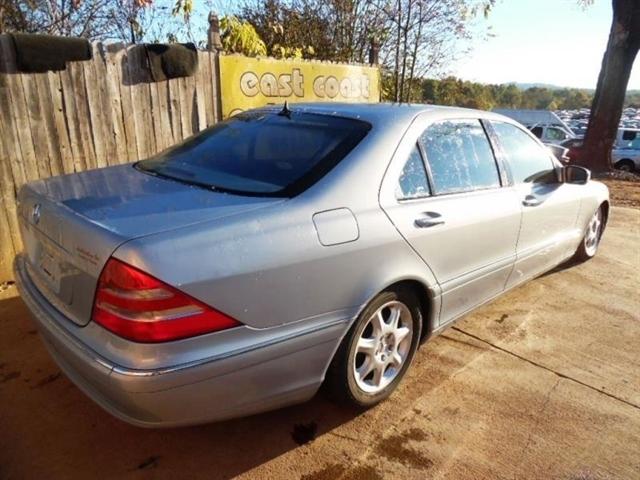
[569,123,588,138]
[15,103,609,427]
[529,124,576,144]
[560,138,586,165]
[493,109,571,130]
[615,128,640,149]
[562,133,640,172]
[611,148,640,172]
[493,109,576,145]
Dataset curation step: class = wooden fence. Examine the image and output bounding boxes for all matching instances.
[0,36,222,280]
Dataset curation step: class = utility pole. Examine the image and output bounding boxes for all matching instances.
[369,38,379,65]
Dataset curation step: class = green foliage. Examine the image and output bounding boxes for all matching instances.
[220,16,267,56]
[397,76,603,110]
[172,0,193,20]
[625,90,640,107]
[240,0,328,60]
[271,44,315,59]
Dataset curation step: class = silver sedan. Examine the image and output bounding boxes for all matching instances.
[14,103,609,427]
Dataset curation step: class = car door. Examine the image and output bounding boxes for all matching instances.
[489,121,582,288]
[380,117,521,325]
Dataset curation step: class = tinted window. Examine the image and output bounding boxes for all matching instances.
[138,111,370,196]
[492,122,557,184]
[420,120,500,195]
[396,145,430,199]
[530,126,543,138]
[620,130,640,148]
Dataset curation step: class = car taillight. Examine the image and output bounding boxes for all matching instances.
[92,258,241,343]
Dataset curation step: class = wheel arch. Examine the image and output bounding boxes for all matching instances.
[381,279,436,343]
[319,276,439,389]
[614,158,635,170]
[332,275,439,363]
[601,199,610,227]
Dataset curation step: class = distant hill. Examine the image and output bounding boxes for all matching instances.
[511,82,594,92]
[511,82,639,95]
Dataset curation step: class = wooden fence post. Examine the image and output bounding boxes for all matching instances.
[208,13,223,52]
[208,12,224,122]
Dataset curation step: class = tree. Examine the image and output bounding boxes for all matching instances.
[581,0,640,172]
[414,76,598,110]
[0,0,193,43]
[241,0,494,103]
[219,16,267,56]
[240,0,332,60]
[378,0,495,102]
[497,84,522,109]
[0,0,126,40]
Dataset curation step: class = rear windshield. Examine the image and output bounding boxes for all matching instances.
[137,111,371,197]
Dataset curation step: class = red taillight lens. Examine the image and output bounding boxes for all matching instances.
[92,258,241,343]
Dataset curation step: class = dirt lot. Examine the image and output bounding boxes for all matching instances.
[598,176,640,209]
[1,206,639,480]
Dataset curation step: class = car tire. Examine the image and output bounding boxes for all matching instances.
[615,159,635,172]
[325,287,422,408]
[573,205,605,262]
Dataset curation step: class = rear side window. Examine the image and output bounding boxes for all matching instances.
[492,122,557,184]
[137,111,371,197]
[420,120,500,195]
[396,144,430,200]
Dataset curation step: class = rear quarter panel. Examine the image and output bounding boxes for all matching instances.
[112,197,436,330]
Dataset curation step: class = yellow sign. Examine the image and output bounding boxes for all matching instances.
[219,55,381,118]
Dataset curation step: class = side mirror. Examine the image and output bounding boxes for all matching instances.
[563,165,591,184]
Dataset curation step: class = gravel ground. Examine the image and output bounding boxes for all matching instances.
[0,206,638,480]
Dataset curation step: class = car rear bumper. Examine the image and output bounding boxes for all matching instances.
[14,254,346,427]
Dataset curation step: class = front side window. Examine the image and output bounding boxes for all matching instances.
[547,128,567,141]
[396,144,430,200]
[492,121,557,184]
[137,111,371,196]
[420,120,500,195]
[620,130,640,148]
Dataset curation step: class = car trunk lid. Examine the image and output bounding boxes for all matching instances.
[18,164,282,326]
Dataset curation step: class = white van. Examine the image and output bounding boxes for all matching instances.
[615,128,640,149]
[528,124,575,145]
[613,128,640,172]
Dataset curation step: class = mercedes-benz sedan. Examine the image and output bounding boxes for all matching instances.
[14,103,609,427]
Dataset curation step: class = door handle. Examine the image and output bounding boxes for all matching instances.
[522,195,542,207]
[414,212,444,228]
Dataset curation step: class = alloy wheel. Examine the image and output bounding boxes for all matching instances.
[584,208,603,256]
[352,301,413,394]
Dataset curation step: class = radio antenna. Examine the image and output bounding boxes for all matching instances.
[278,101,292,119]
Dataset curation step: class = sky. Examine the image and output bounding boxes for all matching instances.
[453,0,639,90]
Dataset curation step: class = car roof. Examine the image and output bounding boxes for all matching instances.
[256,102,504,128]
